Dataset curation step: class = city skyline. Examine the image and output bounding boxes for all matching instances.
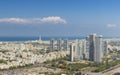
[0,0,120,37]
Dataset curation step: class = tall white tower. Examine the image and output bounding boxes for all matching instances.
[70,43,76,62]
[87,34,103,63]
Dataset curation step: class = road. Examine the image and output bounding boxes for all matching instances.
[101,65,120,75]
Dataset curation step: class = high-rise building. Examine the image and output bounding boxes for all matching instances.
[70,43,76,62]
[50,38,55,50]
[74,39,81,61]
[86,36,90,60]
[63,39,68,51]
[82,40,88,60]
[75,39,83,60]
[103,40,108,56]
[87,34,103,62]
[57,38,62,50]
[70,39,87,62]
[69,34,107,62]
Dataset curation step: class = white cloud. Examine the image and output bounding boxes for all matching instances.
[40,16,67,24]
[107,24,117,28]
[0,16,67,24]
[0,18,27,23]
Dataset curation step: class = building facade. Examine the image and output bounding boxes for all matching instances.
[87,34,103,62]
[57,39,62,50]
[50,38,55,50]
[70,43,76,62]
[63,39,68,51]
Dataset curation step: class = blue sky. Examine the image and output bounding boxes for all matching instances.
[0,0,120,37]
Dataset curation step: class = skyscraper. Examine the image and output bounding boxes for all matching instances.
[57,38,62,50]
[75,39,83,60]
[70,43,76,62]
[87,34,103,62]
[50,38,55,50]
[103,40,108,56]
[82,40,87,60]
[63,39,68,51]
[75,39,80,59]
[70,39,87,62]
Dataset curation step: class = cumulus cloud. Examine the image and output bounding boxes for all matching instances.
[0,16,67,24]
[41,16,67,24]
[107,24,117,28]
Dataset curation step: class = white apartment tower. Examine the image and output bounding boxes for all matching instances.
[70,43,76,62]
[87,34,103,63]
[70,39,87,62]
[75,39,83,60]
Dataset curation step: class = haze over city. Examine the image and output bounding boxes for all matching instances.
[0,0,120,37]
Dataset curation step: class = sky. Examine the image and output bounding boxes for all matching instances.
[0,0,120,37]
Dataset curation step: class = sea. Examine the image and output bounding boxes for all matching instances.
[0,36,85,41]
[0,36,115,42]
